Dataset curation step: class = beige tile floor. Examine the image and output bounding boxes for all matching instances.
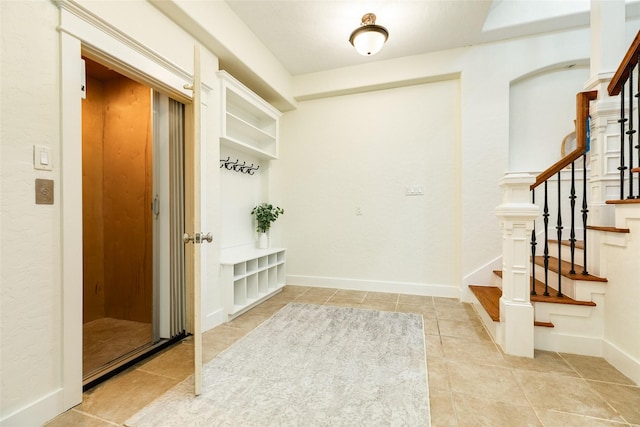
[46,285,640,426]
[83,318,152,377]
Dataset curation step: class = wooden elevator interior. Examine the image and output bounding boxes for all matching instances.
[81,57,154,376]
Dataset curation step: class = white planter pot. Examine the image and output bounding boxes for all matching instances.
[258,232,268,249]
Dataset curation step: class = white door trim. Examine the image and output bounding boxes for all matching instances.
[58,0,198,414]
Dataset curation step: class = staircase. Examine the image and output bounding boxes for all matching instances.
[470,203,637,359]
[468,31,640,385]
[469,241,608,343]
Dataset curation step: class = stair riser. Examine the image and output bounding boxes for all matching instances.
[545,245,584,266]
[531,264,577,299]
[533,301,596,322]
[492,273,503,288]
[532,264,606,301]
[533,293,605,355]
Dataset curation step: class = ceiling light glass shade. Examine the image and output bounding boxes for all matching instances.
[349,13,389,56]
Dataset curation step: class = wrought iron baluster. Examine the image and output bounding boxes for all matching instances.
[582,151,589,275]
[531,189,537,296]
[636,61,640,198]
[619,82,627,199]
[556,172,563,297]
[543,181,550,296]
[628,70,636,199]
[569,161,576,275]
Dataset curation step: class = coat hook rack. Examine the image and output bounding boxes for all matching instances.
[220,157,260,175]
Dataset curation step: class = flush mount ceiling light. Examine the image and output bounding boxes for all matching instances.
[349,13,389,56]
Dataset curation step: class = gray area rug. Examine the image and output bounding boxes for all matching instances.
[126,303,430,426]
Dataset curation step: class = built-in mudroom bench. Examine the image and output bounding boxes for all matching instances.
[221,246,286,319]
[217,70,285,321]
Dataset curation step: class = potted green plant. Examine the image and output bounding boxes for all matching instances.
[251,203,284,248]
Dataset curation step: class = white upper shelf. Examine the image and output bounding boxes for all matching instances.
[218,71,281,159]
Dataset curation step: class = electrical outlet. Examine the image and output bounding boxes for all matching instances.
[355,206,363,215]
[405,185,424,196]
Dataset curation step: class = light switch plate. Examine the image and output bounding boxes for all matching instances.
[35,179,54,205]
[34,145,53,171]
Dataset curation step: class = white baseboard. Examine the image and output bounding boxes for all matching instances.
[203,308,225,332]
[286,275,459,298]
[534,329,603,356]
[604,339,640,386]
[1,388,63,427]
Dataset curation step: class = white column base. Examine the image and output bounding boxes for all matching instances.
[499,297,534,358]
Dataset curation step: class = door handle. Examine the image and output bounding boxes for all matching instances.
[183,232,213,244]
[152,195,160,219]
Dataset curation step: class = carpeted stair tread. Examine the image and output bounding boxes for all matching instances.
[533,256,607,282]
[469,285,554,328]
[493,270,596,306]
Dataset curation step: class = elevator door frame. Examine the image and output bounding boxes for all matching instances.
[60,22,199,410]
[80,65,188,385]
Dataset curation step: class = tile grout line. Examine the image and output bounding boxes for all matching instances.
[69,408,121,426]
[555,351,628,422]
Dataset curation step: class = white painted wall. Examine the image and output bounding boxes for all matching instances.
[0,0,225,424]
[219,146,264,249]
[275,81,461,296]
[509,65,591,172]
[291,28,592,288]
[0,1,62,421]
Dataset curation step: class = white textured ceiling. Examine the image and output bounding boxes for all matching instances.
[225,0,596,76]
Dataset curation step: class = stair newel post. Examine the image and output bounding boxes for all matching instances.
[543,181,550,296]
[530,189,537,296]
[556,171,564,297]
[496,173,539,358]
[569,161,577,275]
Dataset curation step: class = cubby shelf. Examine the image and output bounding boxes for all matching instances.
[218,71,281,159]
[221,246,286,319]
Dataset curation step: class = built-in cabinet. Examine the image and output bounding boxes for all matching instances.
[218,71,285,320]
[221,247,286,319]
[218,70,281,159]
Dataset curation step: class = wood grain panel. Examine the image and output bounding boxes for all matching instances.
[82,75,106,323]
[102,77,153,323]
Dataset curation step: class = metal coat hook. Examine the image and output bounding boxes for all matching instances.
[219,157,260,175]
[233,161,246,172]
[224,158,239,170]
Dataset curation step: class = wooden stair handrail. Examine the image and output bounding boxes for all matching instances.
[531,90,598,190]
[608,30,640,96]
